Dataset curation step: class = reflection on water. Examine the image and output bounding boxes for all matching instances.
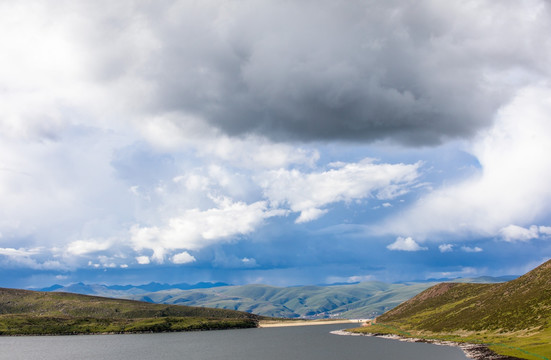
[0,323,468,360]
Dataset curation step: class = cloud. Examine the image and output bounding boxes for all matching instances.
[0,247,40,257]
[439,244,483,253]
[295,208,329,224]
[86,255,121,269]
[378,86,551,239]
[131,197,283,262]
[1,0,551,284]
[0,122,135,253]
[66,239,112,256]
[136,0,549,145]
[325,275,373,284]
[139,114,320,169]
[0,247,65,270]
[461,246,483,253]
[241,257,257,267]
[171,251,196,264]
[438,244,454,253]
[5,1,545,147]
[499,224,541,242]
[387,237,427,252]
[429,267,478,279]
[135,256,150,265]
[260,159,420,223]
[539,226,551,236]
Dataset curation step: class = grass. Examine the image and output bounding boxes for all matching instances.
[0,315,257,335]
[350,323,551,360]
[127,281,438,319]
[346,260,551,360]
[0,287,261,335]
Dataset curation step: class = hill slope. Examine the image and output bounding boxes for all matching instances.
[379,259,551,331]
[36,277,512,319]
[353,259,551,360]
[0,288,260,335]
[125,282,438,319]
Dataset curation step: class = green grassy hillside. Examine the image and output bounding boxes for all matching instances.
[0,288,260,335]
[351,259,551,360]
[41,277,511,319]
[125,281,439,319]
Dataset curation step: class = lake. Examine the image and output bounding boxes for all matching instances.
[0,323,468,360]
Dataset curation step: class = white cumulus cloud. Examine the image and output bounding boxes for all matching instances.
[387,237,427,252]
[131,197,284,263]
[260,159,420,223]
[0,247,40,257]
[0,247,65,270]
[499,224,541,242]
[135,256,150,265]
[241,257,258,267]
[66,239,112,256]
[171,251,196,264]
[140,114,320,170]
[461,246,483,253]
[438,244,454,253]
[378,86,551,240]
[539,226,551,235]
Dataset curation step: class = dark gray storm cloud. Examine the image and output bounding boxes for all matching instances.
[87,0,551,145]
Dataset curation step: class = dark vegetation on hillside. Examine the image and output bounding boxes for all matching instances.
[0,288,261,335]
[378,259,551,332]
[354,259,551,360]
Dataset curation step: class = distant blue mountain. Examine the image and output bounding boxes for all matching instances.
[36,284,64,292]
[105,282,229,292]
[29,275,517,319]
[393,275,518,284]
[30,281,229,296]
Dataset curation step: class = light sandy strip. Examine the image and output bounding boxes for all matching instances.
[258,319,363,328]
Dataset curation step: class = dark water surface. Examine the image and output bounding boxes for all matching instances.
[0,323,468,360]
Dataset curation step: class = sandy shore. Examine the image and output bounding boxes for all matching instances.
[330,330,524,360]
[258,319,361,328]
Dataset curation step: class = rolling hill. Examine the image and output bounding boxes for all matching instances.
[352,259,551,360]
[126,281,432,319]
[115,277,511,319]
[37,277,514,320]
[0,288,260,335]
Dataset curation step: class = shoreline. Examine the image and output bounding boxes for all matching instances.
[330,330,524,360]
[258,319,359,328]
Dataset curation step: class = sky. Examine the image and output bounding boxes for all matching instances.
[1,0,551,288]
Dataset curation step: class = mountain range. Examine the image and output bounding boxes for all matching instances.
[32,281,229,296]
[35,276,514,319]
